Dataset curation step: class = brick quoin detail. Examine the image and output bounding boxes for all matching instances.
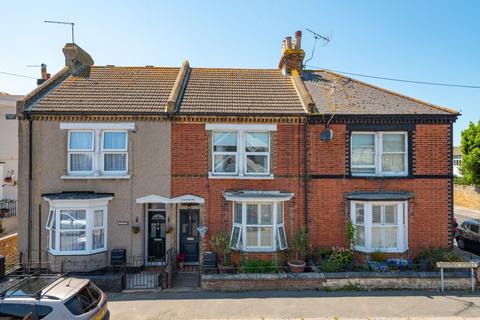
[171,122,452,259]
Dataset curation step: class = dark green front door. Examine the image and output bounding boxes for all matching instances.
[179,209,200,263]
[147,211,166,261]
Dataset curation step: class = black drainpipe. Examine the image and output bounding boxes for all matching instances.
[303,118,309,234]
[27,116,33,269]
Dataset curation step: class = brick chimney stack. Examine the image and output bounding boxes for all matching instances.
[279,30,305,75]
[63,43,94,70]
[37,63,51,85]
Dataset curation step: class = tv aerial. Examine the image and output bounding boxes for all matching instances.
[304,28,331,66]
[44,20,76,43]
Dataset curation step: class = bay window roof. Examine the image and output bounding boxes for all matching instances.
[43,191,114,201]
[346,191,414,201]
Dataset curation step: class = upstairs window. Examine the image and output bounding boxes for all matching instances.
[68,131,94,174]
[207,124,276,178]
[62,123,133,177]
[351,132,408,176]
[102,131,128,173]
[212,132,238,174]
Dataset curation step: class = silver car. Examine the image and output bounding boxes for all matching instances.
[0,276,109,319]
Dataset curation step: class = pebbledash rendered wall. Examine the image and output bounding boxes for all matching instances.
[171,120,453,260]
[17,118,172,271]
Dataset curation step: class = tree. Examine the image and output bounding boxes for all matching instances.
[460,121,480,185]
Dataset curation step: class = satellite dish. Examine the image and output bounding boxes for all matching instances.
[320,128,333,141]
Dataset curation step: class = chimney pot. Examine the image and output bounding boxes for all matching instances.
[285,37,292,50]
[295,30,302,50]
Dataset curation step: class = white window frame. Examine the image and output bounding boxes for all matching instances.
[101,130,128,175]
[229,201,287,252]
[350,200,408,253]
[211,131,238,175]
[45,198,111,255]
[244,132,270,176]
[67,130,95,175]
[350,131,408,177]
[207,124,276,178]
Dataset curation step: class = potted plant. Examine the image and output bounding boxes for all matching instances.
[209,231,234,273]
[288,227,308,273]
[368,251,389,272]
[177,253,186,270]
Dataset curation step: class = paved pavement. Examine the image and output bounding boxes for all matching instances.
[107,290,480,319]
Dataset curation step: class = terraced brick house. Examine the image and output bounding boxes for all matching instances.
[16,32,459,274]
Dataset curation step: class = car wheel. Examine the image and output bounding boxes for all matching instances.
[457,238,467,249]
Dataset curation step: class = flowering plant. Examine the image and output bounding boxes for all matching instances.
[328,246,353,265]
[176,253,186,262]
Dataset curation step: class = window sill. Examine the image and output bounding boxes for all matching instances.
[354,247,408,254]
[61,175,130,180]
[48,249,108,256]
[208,173,274,180]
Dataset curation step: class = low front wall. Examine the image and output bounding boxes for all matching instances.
[201,271,473,291]
[0,233,17,258]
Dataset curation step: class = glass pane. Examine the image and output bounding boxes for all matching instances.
[92,229,104,249]
[69,131,93,150]
[351,167,376,174]
[247,204,258,224]
[245,132,269,152]
[230,226,240,248]
[277,203,284,223]
[60,210,86,230]
[372,227,381,249]
[383,227,398,248]
[104,154,127,171]
[148,203,166,210]
[351,152,375,166]
[384,205,397,224]
[70,153,93,172]
[214,155,236,173]
[382,154,405,172]
[260,204,272,224]
[103,132,127,150]
[234,203,242,223]
[260,227,273,247]
[246,227,257,247]
[213,132,237,152]
[94,210,104,227]
[60,231,86,251]
[372,206,381,224]
[355,203,364,224]
[383,134,405,152]
[352,134,375,149]
[356,225,365,247]
[278,226,287,248]
[51,230,56,250]
[246,155,268,173]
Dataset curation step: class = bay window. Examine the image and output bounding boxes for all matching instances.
[351,132,408,176]
[230,201,287,252]
[207,124,276,178]
[45,196,111,255]
[351,201,408,253]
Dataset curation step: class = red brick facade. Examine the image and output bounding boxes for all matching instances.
[171,121,453,260]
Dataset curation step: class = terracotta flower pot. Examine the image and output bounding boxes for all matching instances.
[288,260,306,273]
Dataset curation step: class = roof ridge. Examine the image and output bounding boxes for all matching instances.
[309,69,459,115]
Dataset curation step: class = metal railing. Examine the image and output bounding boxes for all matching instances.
[0,200,16,218]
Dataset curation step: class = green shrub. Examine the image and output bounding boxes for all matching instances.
[415,247,464,269]
[239,259,278,273]
[370,251,386,262]
[321,259,345,272]
[311,246,333,264]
